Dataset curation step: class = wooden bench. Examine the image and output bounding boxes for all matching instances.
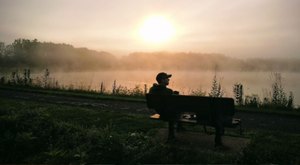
[146,94,242,146]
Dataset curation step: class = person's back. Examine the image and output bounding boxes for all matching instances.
[149,83,174,95]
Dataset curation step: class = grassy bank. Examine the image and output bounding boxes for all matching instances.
[1,84,300,116]
[0,97,300,164]
[0,84,145,102]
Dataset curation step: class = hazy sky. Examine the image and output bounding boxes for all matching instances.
[1,0,299,58]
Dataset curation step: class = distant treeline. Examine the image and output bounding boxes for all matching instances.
[1,39,299,72]
[0,39,116,71]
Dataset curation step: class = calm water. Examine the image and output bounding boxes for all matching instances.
[48,70,300,107]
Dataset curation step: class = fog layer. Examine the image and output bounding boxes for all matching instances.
[0,39,299,72]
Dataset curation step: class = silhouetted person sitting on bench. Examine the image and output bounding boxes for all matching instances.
[148,72,227,147]
[149,72,179,119]
[149,72,182,139]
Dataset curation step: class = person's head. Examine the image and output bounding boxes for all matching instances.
[156,72,172,86]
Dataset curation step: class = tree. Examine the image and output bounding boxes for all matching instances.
[0,42,5,67]
[209,73,224,97]
[287,91,294,109]
[271,73,287,108]
[233,83,243,105]
[43,68,50,88]
[0,42,5,57]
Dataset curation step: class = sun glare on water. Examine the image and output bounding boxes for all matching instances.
[139,15,175,44]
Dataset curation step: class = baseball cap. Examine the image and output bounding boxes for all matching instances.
[156,72,172,82]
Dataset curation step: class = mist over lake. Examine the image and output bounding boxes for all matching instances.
[1,39,299,107]
[47,70,299,107]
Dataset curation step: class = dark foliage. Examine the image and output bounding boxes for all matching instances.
[1,96,300,164]
[0,39,116,71]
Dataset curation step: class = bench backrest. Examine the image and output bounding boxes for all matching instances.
[146,94,235,121]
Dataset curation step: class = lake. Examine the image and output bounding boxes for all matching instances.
[48,70,300,107]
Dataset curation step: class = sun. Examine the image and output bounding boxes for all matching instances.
[139,15,175,44]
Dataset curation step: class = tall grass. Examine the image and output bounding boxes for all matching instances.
[0,69,298,110]
[0,69,147,97]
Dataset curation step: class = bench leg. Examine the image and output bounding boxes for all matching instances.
[239,121,243,135]
[176,122,185,132]
[168,121,175,140]
[203,124,208,133]
[214,119,224,147]
[215,127,222,146]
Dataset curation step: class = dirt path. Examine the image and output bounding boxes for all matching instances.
[1,88,300,134]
